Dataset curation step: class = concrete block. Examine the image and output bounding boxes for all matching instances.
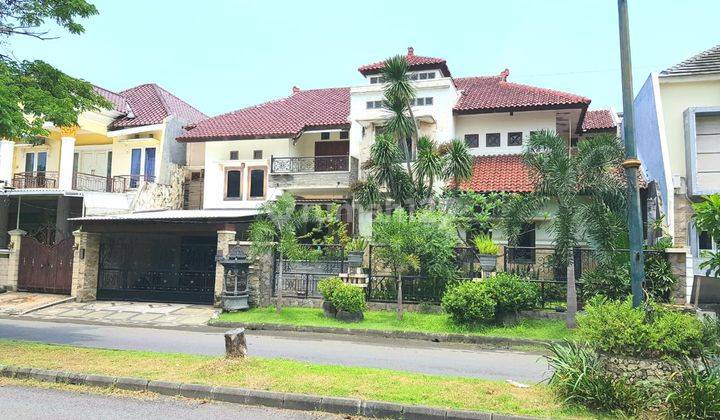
[210,386,249,404]
[319,396,362,415]
[445,409,493,420]
[179,383,213,400]
[362,400,405,418]
[281,393,322,411]
[84,374,115,388]
[147,380,181,396]
[244,389,284,408]
[491,414,537,420]
[28,368,60,382]
[115,376,149,392]
[12,366,31,379]
[63,372,87,385]
[402,405,449,419]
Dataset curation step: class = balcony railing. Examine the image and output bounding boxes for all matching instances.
[271,155,351,174]
[73,172,113,192]
[111,174,156,193]
[11,171,59,189]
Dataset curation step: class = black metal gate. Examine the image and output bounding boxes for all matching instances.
[97,234,216,304]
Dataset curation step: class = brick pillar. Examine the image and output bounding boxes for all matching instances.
[665,248,690,304]
[234,241,273,307]
[215,230,236,305]
[71,230,101,302]
[5,229,26,291]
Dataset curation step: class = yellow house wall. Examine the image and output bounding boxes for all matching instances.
[659,78,720,177]
[12,132,61,174]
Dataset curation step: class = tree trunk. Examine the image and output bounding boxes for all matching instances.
[276,250,284,314]
[565,250,577,329]
[396,274,404,321]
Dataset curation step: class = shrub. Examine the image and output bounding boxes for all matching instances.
[701,315,720,356]
[665,358,720,419]
[546,341,652,415]
[483,273,540,316]
[441,281,496,325]
[473,234,499,255]
[329,283,366,314]
[318,277,344,301]
[580,257,677,303]
[578,297,706,359]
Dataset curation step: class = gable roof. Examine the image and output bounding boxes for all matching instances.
[582,109,617,132]
[92,85,129,114]
[358,47,451,77]
[178,87,350,142]
[109,84,207,130]
[454,71,591,114]
[661,44,720,77]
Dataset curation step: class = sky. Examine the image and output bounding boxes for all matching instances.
[8,0,720,117]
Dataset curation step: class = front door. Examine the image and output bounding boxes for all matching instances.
[77,150,109,176]
[314,141,349,172]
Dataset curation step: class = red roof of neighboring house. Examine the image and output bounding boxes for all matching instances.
[582,109,617,132]
[177,87,350,142]
[109,84,207,130]
[456,154,534,193]
[358,47,451,77]
[454,71,591,114]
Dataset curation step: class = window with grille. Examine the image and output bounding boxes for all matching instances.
[486,133,501,147]
[464,134,479,148]
[508,132,523,146]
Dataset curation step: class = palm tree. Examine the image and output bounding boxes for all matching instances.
[501,131,626,328]
[441,139,474,188]
[414,136,444,205]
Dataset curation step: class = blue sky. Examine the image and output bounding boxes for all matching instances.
[8,0,720,117]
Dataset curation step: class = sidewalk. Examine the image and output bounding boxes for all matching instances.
[0,292,73,316]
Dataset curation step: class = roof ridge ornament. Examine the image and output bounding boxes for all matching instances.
[407,46,414,56]
[500,68,510,81]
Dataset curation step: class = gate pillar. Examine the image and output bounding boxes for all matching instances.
[215,229,236,305]
[71,230,101,302]
[4,229,26,291]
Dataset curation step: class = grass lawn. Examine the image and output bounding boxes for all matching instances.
[0,339,594,419]
[216,307,574,341]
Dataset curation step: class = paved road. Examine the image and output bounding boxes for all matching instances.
[0,318,550,382]
[0,385,341,419]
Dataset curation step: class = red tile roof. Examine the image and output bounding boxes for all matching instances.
[582,109,617,132]
[456,154,534,193]
[93,85,129,114]
[178,87,350,142]
[358,47,451,77]
[109,84,207,129]
[453,71,591,114]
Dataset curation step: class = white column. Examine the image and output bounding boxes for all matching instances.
[0,140,15,185]
[58,127,77,190]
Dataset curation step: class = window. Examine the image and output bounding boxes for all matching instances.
[248,167,266,199]
[339,131,349,140]
[510,223,536,263]
[225,169,242,199]
[229,151,239,160]
[464,134,479,148]
[508,132,523,146]
[486,133,501,147]
[369,76,385,84]
[700,231,715,250]
[409,71,436,80]
[410,97,433,106]
[321,132,330,140]
[253,150,263,160]
[24,151,47,172]
[366,100,384,109]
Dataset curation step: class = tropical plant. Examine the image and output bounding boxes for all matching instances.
[500,131,627,328]
[665,357,720,419]
[693,194,720,276]
[345,237,368,252]
[441,281,496,325]
[473,234,498,255]
[304,203,350,246]
[0,0,111,141]
[483,273,540,316]
[443,190,508,240]
[329,283,367,314]
[249,192,315,313]
[318,277,344,302]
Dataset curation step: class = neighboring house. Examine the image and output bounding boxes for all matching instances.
[634,43,720,297]
[0,83,206,296]
[179,47,614,246]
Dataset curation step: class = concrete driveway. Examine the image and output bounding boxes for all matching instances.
[22,300,217,327]
[0,292,73,316]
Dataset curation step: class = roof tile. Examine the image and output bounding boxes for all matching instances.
[456,154,534,193]
[661,44,720,77]
[582,109,617,132]
[109,84,207,129]
[358,47,450,76]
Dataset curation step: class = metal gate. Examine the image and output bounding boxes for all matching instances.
[97,234,216,304]
[18,236,74,294]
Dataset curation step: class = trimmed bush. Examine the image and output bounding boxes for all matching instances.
[483,273,540,316]
[578,297,706,359]
[318,277,344,301]
[329,283,366,314]
[441,281,496,325]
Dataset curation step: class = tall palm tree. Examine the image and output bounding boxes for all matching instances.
[441,139,474,188]
[501,131,626,328]
[414,136,444,205]
[382,55,418,186]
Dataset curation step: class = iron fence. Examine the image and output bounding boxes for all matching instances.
[271,155,350,173]
[12,171,59,189]
[272,244,346,298]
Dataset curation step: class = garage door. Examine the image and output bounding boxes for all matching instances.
[97,234,216,304]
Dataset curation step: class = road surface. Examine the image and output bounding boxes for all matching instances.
[0,318,550,382]
[0,385,341,419]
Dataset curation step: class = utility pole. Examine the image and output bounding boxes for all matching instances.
[617,0,645,307]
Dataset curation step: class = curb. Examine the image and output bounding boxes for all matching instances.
[0,364,539,419]
[209,321,552,348]
[2,315,224,334]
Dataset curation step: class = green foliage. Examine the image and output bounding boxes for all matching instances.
[345,237,368,252]
[580,254,677,303]
[483,273,540,316]
[0,1,111,141]
[701,315,720,355]
[693,194,720,276]
[440,139,473,186]
[472,234,498,255]
[441,281,496,325]
[577,297,706,359]
[665,358,720,419]
[305,203,349,246]
[329,283,367,314]
[546,341,652,416]
[317,277,344,301]
[444,190,508,239]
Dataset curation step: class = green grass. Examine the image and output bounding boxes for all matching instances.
[216,307,574,341]
[0,339,596,419]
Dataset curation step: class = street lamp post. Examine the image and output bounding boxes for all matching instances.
[617,0,645,307]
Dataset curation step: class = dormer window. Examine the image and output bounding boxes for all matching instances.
[369,76,385,84]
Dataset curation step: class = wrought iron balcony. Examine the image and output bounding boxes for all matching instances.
[11,171,59,189]
[271,155,351,174]
[269,155,358,189]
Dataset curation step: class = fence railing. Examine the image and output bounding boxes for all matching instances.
[72,172,112,192]
[111,174,156,192]
[11,171,59,189]
[272,244,346,298]
[271,155,351,173]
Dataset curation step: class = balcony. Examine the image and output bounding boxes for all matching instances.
[270,155,358,190]
[11,171,59,189]
[10,171,155,193]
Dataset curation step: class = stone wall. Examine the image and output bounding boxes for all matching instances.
[600,354,682,384]
[232,241,273,308]
[673,193,694,248]
[666,248,689,304]
[0,250,10,290]
[70,230,100,302]
[131,163,185,211]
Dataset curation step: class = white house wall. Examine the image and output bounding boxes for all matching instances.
[454,110,557,156]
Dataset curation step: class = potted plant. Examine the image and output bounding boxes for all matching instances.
[473,234,499,275]
[345,237,368,267]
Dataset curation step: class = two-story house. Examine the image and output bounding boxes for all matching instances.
[634,43,720,300]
